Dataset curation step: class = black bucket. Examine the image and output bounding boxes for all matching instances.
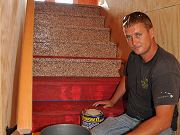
[40,124,91,135]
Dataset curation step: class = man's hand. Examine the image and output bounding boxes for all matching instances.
[92,100,115,108]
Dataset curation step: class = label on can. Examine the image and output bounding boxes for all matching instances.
[81,109,104,130]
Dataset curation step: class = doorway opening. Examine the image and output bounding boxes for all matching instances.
[55,0,73,4]
[34,0,73,4]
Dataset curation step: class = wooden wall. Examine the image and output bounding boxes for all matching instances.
[0,0,27,135]
[101,0,180,134]
[102,0,180,61]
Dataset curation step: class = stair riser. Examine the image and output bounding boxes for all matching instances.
[35,13,105,28]
[33,42,117,58]
[33,114,80,132]
[33,77,120,100]
[33,85,116,100]
[35,2,101,17]
[34,26,110,43]
[33,58,122,77]
[32,101,124,132]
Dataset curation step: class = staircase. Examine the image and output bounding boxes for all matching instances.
[33,1,124,132]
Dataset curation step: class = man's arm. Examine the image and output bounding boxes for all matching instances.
[127,105,175,135]
[110,75,126,105]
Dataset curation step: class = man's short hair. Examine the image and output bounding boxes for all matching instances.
[123,11,153,30]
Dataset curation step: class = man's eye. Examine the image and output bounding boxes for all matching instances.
[135,33,142,38]
[126,36,132,40]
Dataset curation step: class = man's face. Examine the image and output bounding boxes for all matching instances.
[123,23,154,56]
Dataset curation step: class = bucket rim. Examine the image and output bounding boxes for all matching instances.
[40,124,90,134]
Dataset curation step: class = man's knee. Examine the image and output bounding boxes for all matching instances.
[90,126,106,135]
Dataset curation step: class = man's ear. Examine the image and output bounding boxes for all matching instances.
[149,28,154,39]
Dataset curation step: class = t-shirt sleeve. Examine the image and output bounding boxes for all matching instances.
[152,72,179,106]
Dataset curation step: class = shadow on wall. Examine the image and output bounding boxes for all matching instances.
[99,0,131,60]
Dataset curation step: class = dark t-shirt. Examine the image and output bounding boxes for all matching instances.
[125,46,180,130]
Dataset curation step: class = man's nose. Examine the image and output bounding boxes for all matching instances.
[132,37,138,46]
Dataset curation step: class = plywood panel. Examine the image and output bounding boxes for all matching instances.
[177,0,180,4]
[158,6,179,59]
[107,0,133,15]
[0,86,2,135]
[146,0,159,11]
[132,0,149,12]
[1,0,27,134]
[157,0,179,9]
[177,5,180,61]
[106,0,120,9]
[131,0,179,15]
[147,11,159,42]
[122,0,133,14]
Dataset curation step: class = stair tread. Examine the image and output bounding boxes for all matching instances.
[33,41,117,58]
[33,57,122,77]
[35,24,110,31]
[33,76,121,82]
[35,13,105,28]
[33,55,122,60]
[34,40,116,45]
[33,100,124,116]
[35,13,105,20]
[35,1,102,8]
[34,25,110,43]
[35,2,102,17]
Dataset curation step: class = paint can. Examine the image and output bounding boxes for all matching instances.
[81,109,104,130]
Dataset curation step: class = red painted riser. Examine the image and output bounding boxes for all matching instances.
[33,77,124,132]
[33,114,80,132]
[32,101,124,132]
[33,77,121,100]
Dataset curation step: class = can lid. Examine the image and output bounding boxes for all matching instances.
[84,109,103,116]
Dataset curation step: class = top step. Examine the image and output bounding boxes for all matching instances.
[35,2,102,17]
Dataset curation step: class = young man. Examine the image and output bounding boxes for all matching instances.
[90,12,180,135]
